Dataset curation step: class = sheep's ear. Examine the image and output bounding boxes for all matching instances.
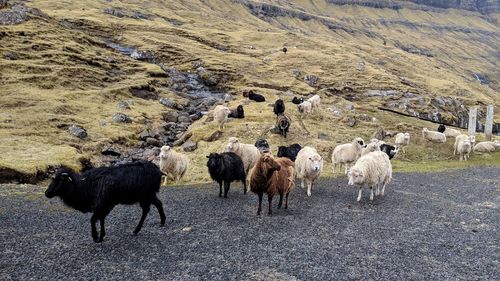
[61,173,72,181]
[206,155,210,158]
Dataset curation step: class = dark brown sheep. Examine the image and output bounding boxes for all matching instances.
[249,153,295,215]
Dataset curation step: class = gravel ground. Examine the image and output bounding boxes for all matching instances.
[1,167,499,280]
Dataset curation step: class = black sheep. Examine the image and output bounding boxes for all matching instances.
[292,97,304,105]
[228,105,244,119]
[276,114,291,138]
[206,152,247,198]
[45,161,166,243]
[380,144,398,160]
[248,91,266,102]
[255,138,270,153]
[438,124,446,133]
[273,99,285,116]
[277,143,302,161]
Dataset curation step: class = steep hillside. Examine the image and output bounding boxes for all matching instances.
[0,0,499,182]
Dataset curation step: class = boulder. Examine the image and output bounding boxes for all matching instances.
[182,140,198,152]
[117,101,130,110]
[345,116,356,127]
[112,113,132,123]
[304,75,318,86]
[163,111,179,122]
[203,130,223,142]
[101,144,121,156]
[68,125,87,139]
[146,137,161,147]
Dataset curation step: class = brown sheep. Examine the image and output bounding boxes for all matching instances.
[250,153,295,215]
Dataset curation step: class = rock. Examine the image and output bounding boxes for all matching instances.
[159,98,179,109]
[162,122,176,130]
[146,137,161,147]
[292,69,301,77]
[182,140,198,152]
[177,116,190,123]
[130,50,155,62]
[0,4,27,25]
[3,52,18,60]
[139,129,155,141]
[181,227,192,233]
[0,113,12,123]
[263,57,271,63]
[192,60,204,69]
[197,67,218,86]
[345,116,356,127]
[371,127,386,141]
[357,114,372,122]
[0,0,8,9]
[173,131,193,146]
[203,130,223,142]
[356,62,365,71]
[304,75,318,86]
[131,11,151,20]
[366,90,399,97]
[101,144,121,156]
[103,7,127,18]
[163,111,179,122]
[318,132,330,140]
[117,101,130,110]
[223,94,232,102]
[68,125,87,139]
[345,102,354,111]
[190,112,203,122]
[98,120,107,127]
[112,113,132,123]
[129,85,157,100]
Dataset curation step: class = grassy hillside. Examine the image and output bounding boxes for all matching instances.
[0,0,499,183]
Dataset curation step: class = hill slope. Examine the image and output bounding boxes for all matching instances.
[0,0,499,182]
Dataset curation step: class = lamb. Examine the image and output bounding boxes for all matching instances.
[307,94,321,109]
[331,137,365,174]
[380,143,398,160]
[276,113,291,138]
[248,91,266,102]
[292,96,304,105]
[437,124,445,133]
[297,101,312,118]
[437,124,461,137]
[456,139,472,161]
[361,141,381,156]
[159,145,188,186]
[206,152,247,198]
[348,151,392,202]
[45,161,166,243]
[454,134,476,155]
[277,143,302,161]
[228,105,244,119]
[250,153,295,215]
[273,99,285,116]
[422,128,446,143]
[473,141,500,153]
[214,105,231,130]
[254,138,270,153]
[394,132,410,153]
[225,137,261,182]
[295,146,324,196]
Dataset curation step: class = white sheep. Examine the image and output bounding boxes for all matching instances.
[422,128,446,143]
[473,141,499,153]
[307,95,321,110]
[159,145,188,186]
[225,137,261,182]
[456,139,472,161]
[295,146,323,197]
[297,101,312,118]
[444,128,462,138]
[348,151,392,202]
[214,105,231,130]
[454,134,476,155]
[361,141,380,156]
[331,137,365,174]
[394,132,410,153]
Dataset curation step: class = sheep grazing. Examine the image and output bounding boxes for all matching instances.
[331,137,365,174]
[295,146,324,196]
[297,101,312,118]
[214,105,231,130]
[307,94,321,110]
[255,138,270,153]
[277,143,302,161]
[454,134,476,155]
[273,99,285,116]
[276,113,291,138]
[159,145,188,186]
[438,124,461,137]
[250,153,295,215]
[348,151,392,202]
[473,141,500,153]
[45,161,166,243]
[422,128,446,143]
[225,137,261,182]
[380,143,398,160]
[456,139,472,161]
[228,105,244,119]
[361,141,381,156]
[248,91,266,102]
[437,124,445,133]
[206,152,247,198]
[394,132,410,153]
[292,96,304,105]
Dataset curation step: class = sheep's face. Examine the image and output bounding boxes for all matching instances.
[159,146,171,158]
[365,142,380,153]
[347,169,363,185]
[206,153,221,168]
[354,138,365,148]
[468,135,476,143]
[45,170,74,198]
[237,105,244,114]
[226,138,239,152]
[261,154,281,172]
[404,133,410,141]
[370,138,379,144]
[297,104,304,113]
[462,139,471,148]
[308,155,323,172]
[224,107,231,115]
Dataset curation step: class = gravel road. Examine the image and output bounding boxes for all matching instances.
[1,167,499,280]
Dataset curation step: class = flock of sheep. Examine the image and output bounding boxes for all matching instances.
[45,93,499,243]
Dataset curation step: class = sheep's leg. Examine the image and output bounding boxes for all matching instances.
[98,216,106,243]
[278,194,283,209]
[369,187,374,201]
[307,179,312,197]
[90,214,100,243]
[152,196,166,226]
[257,193,263,215]
[133,203,151,235]
[162,175,168,186]
[381,183,386,196]
[300,178,305,189]
[218,181,223,197]
[332,163,335,174]
[242,180,247,194]
[223,181,230,198]
[268,194,273,215]
[375,184,380,196]
[357,187,363,202]
[285,193,289,209]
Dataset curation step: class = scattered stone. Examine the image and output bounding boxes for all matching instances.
[203,130,223,142]
[112,113,132,123]
[318,132,330,140]
[192,60,204,69]
[356,62,365,71]
[101,144,121,156]
[366,90,399,97]
[357,114,372,122]
[292,69,301,77]
[103,7,127,17]
[371,127,386,141]
[304,75,318,86]
[0,113,12,123]
[400,76,418,88]
[345,102,354,111]
[181,227,192,233]
[190,112,203,122]
[182,140,198,152]
[223,94,232,102]
[173,131,193,147]
[130,85,157,100]
[3,52,18,60]
[0,4,27,25]
[177,115,190,123]
[197,67,218,87]
[159,98,179,109]
[68,125,87,139]
[163,111,179,123]
[146,137,161,147]
[345,116,356,127]
[117,101,130,110]
[98,120,107,127]
[263,57,271,63]
[0,0,8,9]
[139,129,155,141]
